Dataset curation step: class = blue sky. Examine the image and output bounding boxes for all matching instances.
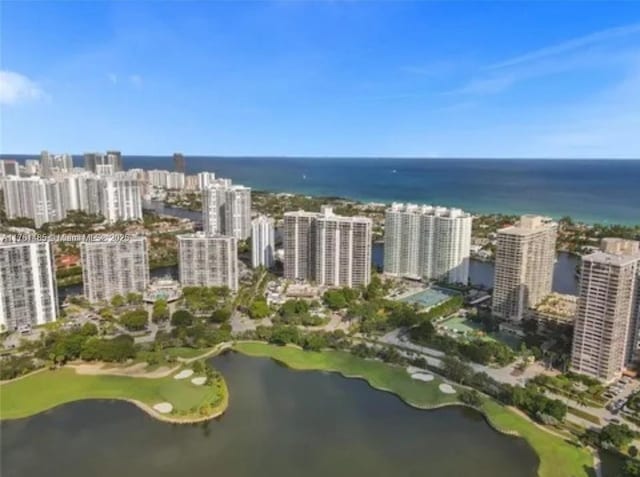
[1,1,640,158]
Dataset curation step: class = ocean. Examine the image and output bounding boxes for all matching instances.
[126,156,640,224]
[5,155,639,224]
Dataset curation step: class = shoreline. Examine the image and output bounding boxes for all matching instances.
[232,341,593,477]
[0,346,231,425]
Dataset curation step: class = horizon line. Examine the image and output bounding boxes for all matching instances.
[1,153,639,161]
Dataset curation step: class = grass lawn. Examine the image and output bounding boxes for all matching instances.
[234,342,458,407]
[234,342,595,477]
[0,366,226,421]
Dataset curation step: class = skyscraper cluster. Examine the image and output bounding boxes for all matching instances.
[39,151,74,177]
[492,215,558,321]
[383,203,472,284]
[284,206,372,288]
[1,171,142,227]
[83,151,123,174]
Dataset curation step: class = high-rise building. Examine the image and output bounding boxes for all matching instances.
[197,172,217,190]
[167,172,185,190]
[24,160,40,176]
[84,151,122,173]
[81,237,149,303]
[106,150,123,171]
[570,239,640,383]
[148,169,170,188]
[1,176,66,227]
[178,233,238,291]
[40,150,52,177]
[202,182,251,239]
[0,240,58,331]
[0,159,19,177]
[283,211,317,282]
[185,175,199,191]
[173,153,186,173]
[84,152,100,173]
[100,173,143,223]
[492,215,557,321]
[251,215,275,269]
[40,151,73,177]
[384,203,472,284]
[60,172,102,215]
[284,206,372,287]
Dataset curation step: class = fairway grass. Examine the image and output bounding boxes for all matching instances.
[0,365,228,423]
[234,342,594,477]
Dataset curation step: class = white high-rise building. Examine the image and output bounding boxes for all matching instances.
[570,239,640,383]
[202,182,251,239]
[384,203,472,284]
[24,160,40,175]
[251,215,275,269]
[178,233,238,291]
[81,237,149,303]
[148,169,170,188]
[284,206,372,287]
[197,172,217,190]
[1,176,66,227]
[167,172,185,190]
[60,172,102,215]
[40,151,73,177]
[0,240,58,331]
[492,215,557,321]
[283,211,317,282]
[100,173,143,223]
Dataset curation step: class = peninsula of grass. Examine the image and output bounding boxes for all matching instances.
[233,342,594,477]
[0,364,228,423]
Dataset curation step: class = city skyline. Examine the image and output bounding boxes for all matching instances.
[2,2,640,158]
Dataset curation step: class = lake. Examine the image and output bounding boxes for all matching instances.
[0,352,538,477]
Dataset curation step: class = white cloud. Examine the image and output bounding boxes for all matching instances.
[450,22,640,96]
[0,70,45,104]
[487,22,640,71]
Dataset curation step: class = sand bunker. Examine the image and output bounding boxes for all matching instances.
[439,383,456,394]
[411,372,434,382]
[153,402,173,413]
[173,369,194,380]
[406,366,425,374]
[191,377,207,386]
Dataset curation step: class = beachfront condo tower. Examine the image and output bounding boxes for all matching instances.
[383,203,472,285]
[492,215,557,321]
[284,206,372,288]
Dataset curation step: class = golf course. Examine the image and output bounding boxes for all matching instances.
[233,342,595,477]
[0,362,228,423]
